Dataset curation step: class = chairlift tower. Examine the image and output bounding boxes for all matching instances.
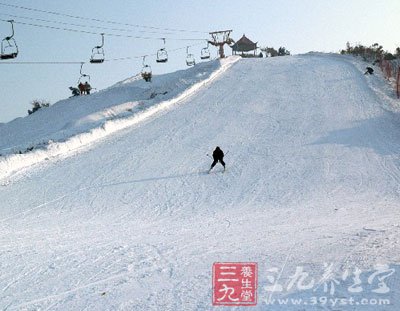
[208,30,234,58]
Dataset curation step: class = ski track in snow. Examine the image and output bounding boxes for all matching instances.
[1,54,400,310]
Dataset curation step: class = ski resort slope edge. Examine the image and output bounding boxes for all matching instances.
[0,56,240,181]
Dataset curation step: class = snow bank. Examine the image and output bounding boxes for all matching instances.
[326,53,400,112]
[0,57,240,180]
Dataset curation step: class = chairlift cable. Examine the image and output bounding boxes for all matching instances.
[0,13,176,36]
[0,18,207,41]
[0,61,83,64]
[0,42,204,64]
[0,2,208,34]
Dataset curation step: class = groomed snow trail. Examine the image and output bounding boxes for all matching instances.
[1,54,400,310]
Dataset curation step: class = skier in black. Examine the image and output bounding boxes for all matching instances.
[208,146,225,173]
[364,67,374,75]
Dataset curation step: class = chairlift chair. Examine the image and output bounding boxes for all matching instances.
[78,63,91,84]
[141,56,152,82]
[200,42,210,60]
[78,73,91,84]
[186,46,195,66]
[186,55,195,66]
[90,33,105,64]
[156,38,168,63]
[156,48,168,63]
[1,20,18,60]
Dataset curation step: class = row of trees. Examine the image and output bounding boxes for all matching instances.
[341,42,400,61]
[260,46,291,57]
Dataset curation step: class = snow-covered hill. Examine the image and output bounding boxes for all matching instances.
[0,57,238,180]
[1,54,400,310]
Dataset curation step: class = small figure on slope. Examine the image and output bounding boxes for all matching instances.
[364,67,374,75]
[69,86,80,97]
[208,146,225,173]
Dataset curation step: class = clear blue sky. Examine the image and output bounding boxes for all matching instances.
[1,0,399,123]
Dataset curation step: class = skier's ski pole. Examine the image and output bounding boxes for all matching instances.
[206,154,212,158]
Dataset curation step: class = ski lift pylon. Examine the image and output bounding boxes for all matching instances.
[156,38,168,63]
[141,56,152,82]
[1,20,18,60]
[200,41,210,60]
[186,46,195,66]
[90,33,105,64]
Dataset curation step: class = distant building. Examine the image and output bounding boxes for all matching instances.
[230,34,258,57]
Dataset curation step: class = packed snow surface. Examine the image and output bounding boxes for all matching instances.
[1,54,400,310]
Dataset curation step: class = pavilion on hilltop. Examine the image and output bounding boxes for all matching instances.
[230,34,259,57]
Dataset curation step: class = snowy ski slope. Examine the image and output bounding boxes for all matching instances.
[1,54,400,310]
[0,57,239,180]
